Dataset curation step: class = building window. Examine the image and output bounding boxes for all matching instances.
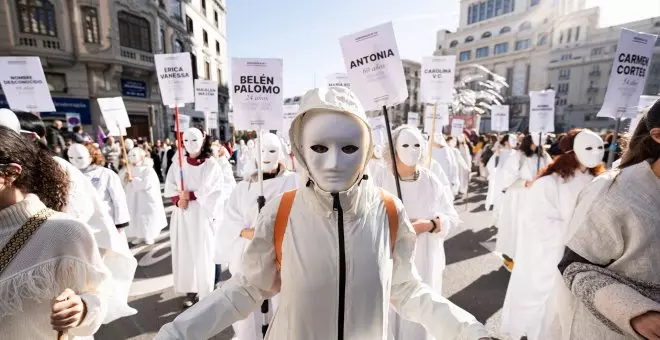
[519,21,532,31]
[459,50,471,61]
[560,53,572,60]
[173,39,184,53]
[479,2,486,21]
[171,0,182,20]
[557,83,569,94]
[500,26,511,34]
[559,68,570,80]
[591,47,603,56]
[118,11,151,52]
[566,28,572,43]
[531,0,540,6]
[186,15,194,34]
[201,0,206,14]
[466,0,516,24]
[481,31,492,39]
[81,6,100,43]
[611,44,618,52]
[159,0,165,8]
[203,29,208,46]
[494,42,509,55]
[476,46,489,58]
[486,0,494,19]
[17,0,57,36]
[214,10,219,27]
[514,39,530,50]
[204,61,210,79]
[575,26,580,41]
[45,72,66,92]
[559,32,564,44]
[465,36,474,43]
[217,69,222,83]
[537,33,548,46]
[160,28,166,52]
[215,41,220,54]
[449,40,458,48]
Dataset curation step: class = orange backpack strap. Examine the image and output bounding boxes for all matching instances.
[379,188,399,255]
[274,189,297,271]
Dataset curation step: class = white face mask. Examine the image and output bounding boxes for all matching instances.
[211,145,220,158]
[260,133,282,172]
[373,145,383,159]
[396,129,422,167]
[127,148,144,165]
[247,140,255,149]
[124,138,135,151]
[301,111,368,193]
[508,134,518,148]
[448,138,457,148]
[67,144,91,170]
[183,128,204,155]
[573,130,604,168]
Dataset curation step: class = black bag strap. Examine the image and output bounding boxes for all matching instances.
[0,208,55,275]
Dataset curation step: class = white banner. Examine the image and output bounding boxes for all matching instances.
[420,56,456,104]
[0,57,55,112]
[423,103,449,134]
[65,113,81,132]
[490,105,510,132]
[529,90,556,133]
[232,58,284,130]
[281,104,299,138]
[451,119,465,137]
[194,79,218,113]
[97,97,131,136]
[205,112,218,132]
[326,73,351,89]
[597,28,658,119]
[407,112,419,126]
[154,53,195,107]
[178,114,191,131]
[368,116,387,145]
[339,22,408,111]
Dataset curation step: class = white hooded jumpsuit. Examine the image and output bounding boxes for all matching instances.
[430,135,460,196]
[155,87,488,340]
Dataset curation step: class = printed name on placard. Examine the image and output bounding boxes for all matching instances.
[160,66,190,79]
[234,75,281,94]
[349,49,395,69]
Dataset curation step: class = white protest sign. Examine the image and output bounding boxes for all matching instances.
[529,90,556,133]
[194,79,218,113]
[65,113,82,132]
[178,114,191,131]
[154,52,195,107]
[0,57,55,112]
[490,105,510,132]
[421,56,456,104]
[205,112,218,132]
[368,116,387,145]
[451,119,465,137]
[326,73,351,88]
[339,22,408,111]
[597,28,658,119]
[97,97,131,136]
[281,104,299,137]
[423,103,449,133]
[232,58,284,130]
[407,112,419,126]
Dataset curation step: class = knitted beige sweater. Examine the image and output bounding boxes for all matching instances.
[0,194,110,339]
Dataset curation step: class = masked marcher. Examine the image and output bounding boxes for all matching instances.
[485,134,517,212]
[120,147,167,246]
[447,136,471,196]
[235,140,248,178]
[430,133,460,196]
[165,127,228,307]
[0,126,111,339]
[216,132,299,340]
[501,129,605,340]
[495,134,551,270]
[211,142,237,191]
[155,87,490,340]
[374,125,459,340]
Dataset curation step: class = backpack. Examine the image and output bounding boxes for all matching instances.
[274,188,399,271]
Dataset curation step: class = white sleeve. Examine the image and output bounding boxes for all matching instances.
[164,161,180,198]
[389,198,489,339]
[219,183,249,270]
[428,172,459,239]
[107,172,131,226]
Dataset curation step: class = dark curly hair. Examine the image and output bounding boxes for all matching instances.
[0,126,69,211]
[538,129,605,179]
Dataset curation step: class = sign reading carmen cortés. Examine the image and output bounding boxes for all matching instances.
[231,58,283,131]
[0,56,55,112]
[154,52,195,107]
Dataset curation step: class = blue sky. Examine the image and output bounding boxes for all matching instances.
[226,0,659,97]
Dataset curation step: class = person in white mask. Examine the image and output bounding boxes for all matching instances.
[164,127,227,308]
[446,136,471,196]
[485,134,517,212]
[430,133,460,196]
[501,129,605,340]
[374,125,459,340]
[365,143,387,180]
[216,132,299,340]
[155,87,490,340]
[68,143,131,230]
[211,142,236,191]
[236,139,248,178]
[120,147,167,245]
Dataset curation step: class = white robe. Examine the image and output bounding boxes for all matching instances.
[495,152,551,257]
[485,148,514,210]
[376,168,459,340]
[218,169,299,340]
[165,157,227,297]
[119,161,168,243]
[81,165,131,227]
[452,147,471,195]
[431,146,460,195]
[501,170,595,340]
[429,159,454,201]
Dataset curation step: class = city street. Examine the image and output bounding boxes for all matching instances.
[96,177,512,340]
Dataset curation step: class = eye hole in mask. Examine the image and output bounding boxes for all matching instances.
[598,146,604,150]
[586,147,593,151]
[414,144,420,147]
[342,145,359,154]
[269,150,276,154]
[402,144,409,148]
[311,145,328,153]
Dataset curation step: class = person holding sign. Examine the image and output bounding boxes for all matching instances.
[120,148,167,246]
[164,127,228,308]
[155,87,490,340]
[216,132,299,340]
[501,129,605,340]
[373,125,459,340]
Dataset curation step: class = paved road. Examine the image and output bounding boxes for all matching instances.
[96,177,512,340]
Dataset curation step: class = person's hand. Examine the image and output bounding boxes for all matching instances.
[240,228,255,240]
[524,180,534,188]
[631,311,660,340]
[177,199,188,209]
[179,191,190,200]
[124,172,132,183]
[51,288,86,332]
[411,219,433,235]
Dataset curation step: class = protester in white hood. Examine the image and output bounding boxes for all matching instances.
[374,125,459,340]
[501,129,605,340]
[485,134,517,211]
[155,87,490,340]
[120,147,167,245]
[211,142,236,191]
[447,136,471,196]
[164,127,228,307]
[430,133,460,195]
[216,132,299,340]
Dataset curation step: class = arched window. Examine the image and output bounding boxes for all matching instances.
[17,0,57,36]
[173,39,184,53]
[465,36,474,43]
[519,21,532,31]
[118,11,151,52]
[481,31,492,39]
[537,33,548,46]
[500,26,511,34]
[81,6,100,43]
[449,40,458,48]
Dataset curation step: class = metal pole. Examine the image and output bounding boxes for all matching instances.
[606,117,622,168]
[255,128,269,337]
[382,105,402,200]
[537,131,542,173]
[427,102,438,168]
